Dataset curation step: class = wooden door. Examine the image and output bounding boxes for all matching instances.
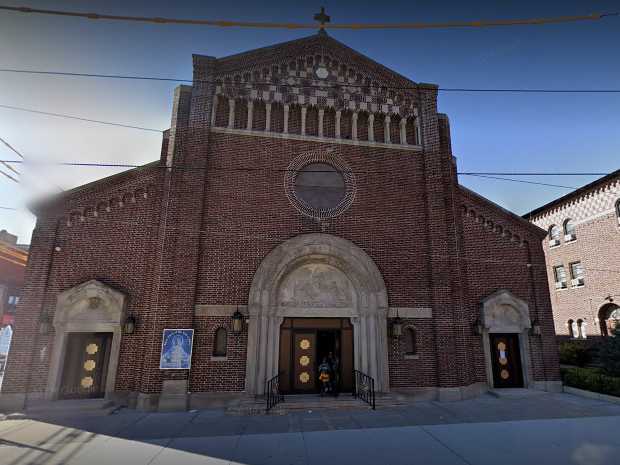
[60,333,112,399]
[293,332,316,392]
[489,333,524,388]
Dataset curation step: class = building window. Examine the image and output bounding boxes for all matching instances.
[7,296,19,305]
[577,319,587,339]
[548,225,561,247]
[213,328,228,357]
[563,219,576,241]
[404,327,416,356]
[616,199,620,225]
[570,262,584,287]
[567,319,575,338]
[553,265,567,289]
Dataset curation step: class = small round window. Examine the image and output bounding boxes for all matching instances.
[294,163,345,210]
[285,151,356,219]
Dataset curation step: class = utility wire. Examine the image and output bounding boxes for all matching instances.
[0,104,164,133]
[2,68,620,94]
[0,206,18,210]
[0,5,617,30]
[463,173,577,189]
[0,167,19,183]
[0,159,614,188]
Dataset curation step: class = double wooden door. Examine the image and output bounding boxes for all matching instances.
[489,333,524,388]
[60,332,112,399]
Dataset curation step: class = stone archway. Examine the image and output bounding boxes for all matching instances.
[47,280,126,400]
[599,303,620,336]
[245,233,389,395]
[480,290,534,389]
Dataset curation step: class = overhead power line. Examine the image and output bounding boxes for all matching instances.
[0,103,163,133]
[2,68,620,94]
[0,206,18,210]
[0,5,617,30]
[0,167,19,183]
[463,173,576,189]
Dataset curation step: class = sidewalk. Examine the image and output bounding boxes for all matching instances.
[2,392,620,464]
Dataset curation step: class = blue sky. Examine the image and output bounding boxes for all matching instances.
[0,0,619,243]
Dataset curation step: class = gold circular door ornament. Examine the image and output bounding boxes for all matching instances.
[299,372,310,383]
[299,355,310,366]
[81,376,94,388]
[86,343,99,355]
[497,342,506,351]
[83,360,96,371]
[499,357,508,366]
[500,369,510,380]
[299,339,311,350]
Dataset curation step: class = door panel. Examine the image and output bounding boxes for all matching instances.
[293,332,316,392]
[340,326,354,392]
[489,333,524,388]
[60,333,112,399]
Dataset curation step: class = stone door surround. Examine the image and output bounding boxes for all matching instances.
[245,233,389,395]
[47,280,126,400]
[480,289,534,389]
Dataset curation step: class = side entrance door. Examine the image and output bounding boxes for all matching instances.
[489,333,524,388]
[60,332,112,399]
[293,332,317,392]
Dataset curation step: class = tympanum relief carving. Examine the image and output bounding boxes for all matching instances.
[278,263,353,309]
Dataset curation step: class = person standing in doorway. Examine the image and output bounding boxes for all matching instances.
[327,351,340,396]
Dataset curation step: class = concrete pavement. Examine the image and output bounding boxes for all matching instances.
[2,392,620,464]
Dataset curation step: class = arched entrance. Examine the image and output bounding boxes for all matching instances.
[245,234,389,395]
[599,303,620,336]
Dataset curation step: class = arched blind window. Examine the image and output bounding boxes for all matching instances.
[577,319,586,339]
[404,327,416,356]
[213,328,228,357]
[567,319,574,338]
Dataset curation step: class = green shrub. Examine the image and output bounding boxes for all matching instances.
[561,367,620,397]
[598,327,620,377]
[558,341,591,367]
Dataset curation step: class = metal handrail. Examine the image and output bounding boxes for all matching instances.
[265,372,284,412]
[352,369,376,410]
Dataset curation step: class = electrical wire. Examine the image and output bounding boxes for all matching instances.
[0,206,18,210]
[463,173,577,189]
[0,5,616,30]
[2,68,620,94]
[0,104,164,133]
[0,167,19,183]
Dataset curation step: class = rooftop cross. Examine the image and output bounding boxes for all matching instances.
[313,7,330,34]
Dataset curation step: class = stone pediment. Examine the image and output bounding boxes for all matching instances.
[54,280,126,327]
[481,289,530,333]
[204,33,431,117]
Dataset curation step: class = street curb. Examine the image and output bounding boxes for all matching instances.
[563,386,620,405]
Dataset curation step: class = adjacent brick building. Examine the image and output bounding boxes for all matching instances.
[0,32,560,412]
[527,170,620,340]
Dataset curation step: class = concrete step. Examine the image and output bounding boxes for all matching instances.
[22,398,118,417]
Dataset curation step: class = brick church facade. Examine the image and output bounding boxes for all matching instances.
[0,32,560,411]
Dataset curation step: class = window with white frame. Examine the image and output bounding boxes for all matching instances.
[563,219,576,241]
[553,265,567,289]
[567,319,575,338]
[548,225,561,247]
[570,262,584,287]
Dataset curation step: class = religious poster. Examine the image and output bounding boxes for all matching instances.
[159,329,194,370]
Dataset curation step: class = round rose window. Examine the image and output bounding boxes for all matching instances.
[285,151,356,219]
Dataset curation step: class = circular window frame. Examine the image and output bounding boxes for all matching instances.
[284,151,356,220]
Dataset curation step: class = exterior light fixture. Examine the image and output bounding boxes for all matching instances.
[530,319,542,336]
[473,318,484,336]
[39,310,51,335]
[123,315,136,335]
[391,310,403,338]
[232,307,244,333]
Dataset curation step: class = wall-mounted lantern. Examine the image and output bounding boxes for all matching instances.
[232,307,245,333]
[39,310,51,335]
[472,318,484,336]
[530,319,542,336]
[123,315,136,335]
[391,310,403,339]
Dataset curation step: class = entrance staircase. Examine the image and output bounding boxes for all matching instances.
[228,393,409,415]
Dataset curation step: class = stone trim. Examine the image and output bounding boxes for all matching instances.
[388,307,432,319]
[210,127,423,152]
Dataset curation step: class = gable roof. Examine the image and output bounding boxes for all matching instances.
[206,31,433,90]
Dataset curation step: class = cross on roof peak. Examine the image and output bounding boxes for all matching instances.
[314,7,330,34]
